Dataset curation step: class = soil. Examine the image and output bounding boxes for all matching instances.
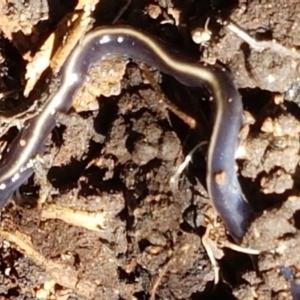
[0,0,300,299]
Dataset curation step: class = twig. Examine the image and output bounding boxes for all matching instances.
[224,19,300,59]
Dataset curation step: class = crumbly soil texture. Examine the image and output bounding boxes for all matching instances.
[0,0,300,299]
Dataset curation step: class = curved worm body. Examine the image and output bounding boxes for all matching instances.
[280,266,300,300]
[0,26,252,240]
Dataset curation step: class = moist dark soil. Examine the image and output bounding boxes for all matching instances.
[0,0,300,299]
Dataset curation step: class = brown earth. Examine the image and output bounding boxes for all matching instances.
[0,0,300,299]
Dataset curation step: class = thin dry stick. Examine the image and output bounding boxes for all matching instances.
[170,142,206,185]
[221,240,261,255]
[225,19,300,59]
[150,256,174,300]
[201,223,220,285]
[139,63,197,129]
[112,0,132,24]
